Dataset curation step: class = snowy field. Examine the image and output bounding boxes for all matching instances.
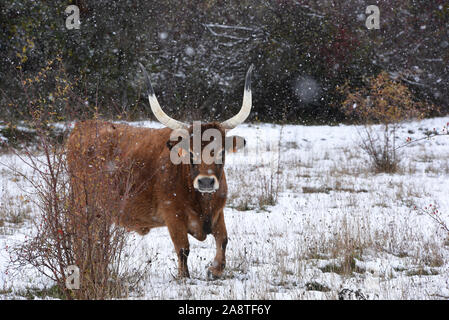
[1,116,449,299]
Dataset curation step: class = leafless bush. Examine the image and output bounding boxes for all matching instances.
[7,118,137,299]
[338,71,435,173]
[5,59,145,299]
[358,125,400,173]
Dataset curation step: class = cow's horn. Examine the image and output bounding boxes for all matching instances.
[139,63,188,130]
[221,64,254,130]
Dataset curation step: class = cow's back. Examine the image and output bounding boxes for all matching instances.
[66,120,173,230]
[67,120,171,176]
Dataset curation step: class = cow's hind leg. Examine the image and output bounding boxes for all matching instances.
[166,217,190,278]
[208,210,228,279]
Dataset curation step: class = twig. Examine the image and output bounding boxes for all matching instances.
[395,131,449,151]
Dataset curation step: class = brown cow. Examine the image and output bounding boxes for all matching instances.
[66,63,253,278]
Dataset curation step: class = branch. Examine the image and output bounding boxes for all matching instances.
[395,130,449,151]
[203,24,251,41]
[202,23,259,32]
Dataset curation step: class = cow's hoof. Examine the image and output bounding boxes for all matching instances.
[207,267,224,280]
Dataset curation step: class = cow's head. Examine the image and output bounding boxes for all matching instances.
[139,63,252,193]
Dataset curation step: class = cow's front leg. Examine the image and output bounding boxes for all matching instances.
[166,217,190,278]
[208,210,228,279]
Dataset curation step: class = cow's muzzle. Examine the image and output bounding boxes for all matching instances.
[194,175,219,193]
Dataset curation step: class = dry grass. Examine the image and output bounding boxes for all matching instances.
[302,185,368,195]
[0,191,32,235]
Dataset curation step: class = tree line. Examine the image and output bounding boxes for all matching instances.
[0,0,447,124]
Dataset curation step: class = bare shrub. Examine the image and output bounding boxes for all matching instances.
[5,58,144,299]
[358,125,399,173]
[7,117,137,299]
[338,71,435,173]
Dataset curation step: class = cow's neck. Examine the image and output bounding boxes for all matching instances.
[197,192,214,215]
[193,185,216,217]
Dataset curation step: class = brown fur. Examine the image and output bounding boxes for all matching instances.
[66,120,234,278]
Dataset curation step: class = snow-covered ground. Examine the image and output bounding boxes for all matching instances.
[1,116,449,299]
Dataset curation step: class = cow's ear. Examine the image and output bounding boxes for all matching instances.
[225,135,246,153]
